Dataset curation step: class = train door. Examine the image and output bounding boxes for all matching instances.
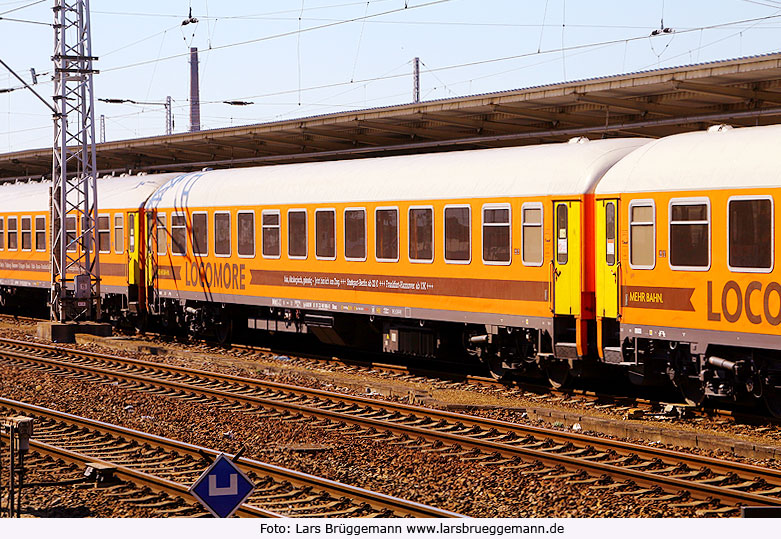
[127,212,141,304]
[596,199,619,319]
[552,200,581,316]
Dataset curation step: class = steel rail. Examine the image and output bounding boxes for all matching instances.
[2,336,778,484]
[0,398,462,518]
[2,338,781,508]
[0,430,278,518]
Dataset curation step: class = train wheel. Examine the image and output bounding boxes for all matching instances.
[215,319,233,347]
[762,375,781,419]
[545,360,570,389]
[486,355,506,380]
[676,375,705,406]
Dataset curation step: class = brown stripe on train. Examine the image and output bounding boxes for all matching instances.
[156,266,182,280]
[622,285,695,311]
[249,270,548,302]
[0,259,48,273]
[98,263,127,277]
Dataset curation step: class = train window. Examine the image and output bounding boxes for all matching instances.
[0,218,4,250]
[482,204,511,265]
[375,208,399,262]
[444,205,470,263]
[629,201,655,269]
[65,216,76,252]
[262,210,281,259]
[35,217,46,252]
[409,207,433,263]
[171,214,186,255]
[315,209,336,260]
[192,212,208,256]
[728,197,773,272]
[288,210,307,259]
[214,212,231,257]
[156,214,167,256]
[344,208,366,261]
[669,199,710,270]
[128,214,135,253]
[605,202,616,266]
[114,215,124,254]
[521,204,543,266]
[7,217,17,251]
[556,204,568,265]
[21,217,32,251]
[98,215,111,253]
[237,211,255,258]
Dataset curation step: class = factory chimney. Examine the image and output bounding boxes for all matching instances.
[189,47,201,132]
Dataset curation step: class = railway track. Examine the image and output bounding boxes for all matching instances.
[0,398,461,518]
[2,337,781,515]
[2,313,776,426]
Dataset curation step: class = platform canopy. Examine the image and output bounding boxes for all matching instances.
[3,52,781,181]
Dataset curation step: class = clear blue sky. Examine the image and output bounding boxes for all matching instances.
[1,0,780,154]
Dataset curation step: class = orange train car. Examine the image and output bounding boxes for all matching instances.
[143,139,646,381]
[0,173,178,319]
[594,124,781,415]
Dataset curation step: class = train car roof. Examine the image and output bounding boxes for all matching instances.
[145,138,649,210]
[595,123,781,194]
[0,173,181,213]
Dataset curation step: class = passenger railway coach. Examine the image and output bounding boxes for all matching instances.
[143,138,646,382]
[2,124,781,416]
[595,124,781,415]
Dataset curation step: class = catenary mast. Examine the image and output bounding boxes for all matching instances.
[50,0,100,321]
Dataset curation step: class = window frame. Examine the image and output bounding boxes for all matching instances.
[375,206,400,263]
[34,216,46,252]
[213,211,232,258]
[262,209,282,260]
[20,215,32,252]
[114,214,124,254]
[314,208,337,261]
[520,202,544,267]
[668,197,711,272]
[443,204,472,265]
[170,212,187,256]
[155,213,167,256]
[481,203,512,266]
[97,213,111,254]
[287,208,308,260]
[408,205,434,264]
[190,211,209,257]
[7,216,19,251]
[628,199,656,270]
[237,210,256,259]
[344,207,367,262]
[727,194,774,274]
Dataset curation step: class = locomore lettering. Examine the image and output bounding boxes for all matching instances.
[184,261,246,291]
[707,280,781,325]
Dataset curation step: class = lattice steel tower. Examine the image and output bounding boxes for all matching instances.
[51,0,100,321]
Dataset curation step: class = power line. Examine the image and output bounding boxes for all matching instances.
[101,0,453,73]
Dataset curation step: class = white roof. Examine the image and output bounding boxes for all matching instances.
[0,173,180,214]
[145,139,649,210]
[596,123,781,194]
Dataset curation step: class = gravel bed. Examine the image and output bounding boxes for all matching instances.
[9,322,779,461]
[0,362,712,518]
[0,451,188,517]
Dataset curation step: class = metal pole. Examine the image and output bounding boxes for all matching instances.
[100,114,105,143]
[413,57,420,104]
[15,451,23,518]
[51,0,101,321]
[165,95,172,136]
[7,425,14,518]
